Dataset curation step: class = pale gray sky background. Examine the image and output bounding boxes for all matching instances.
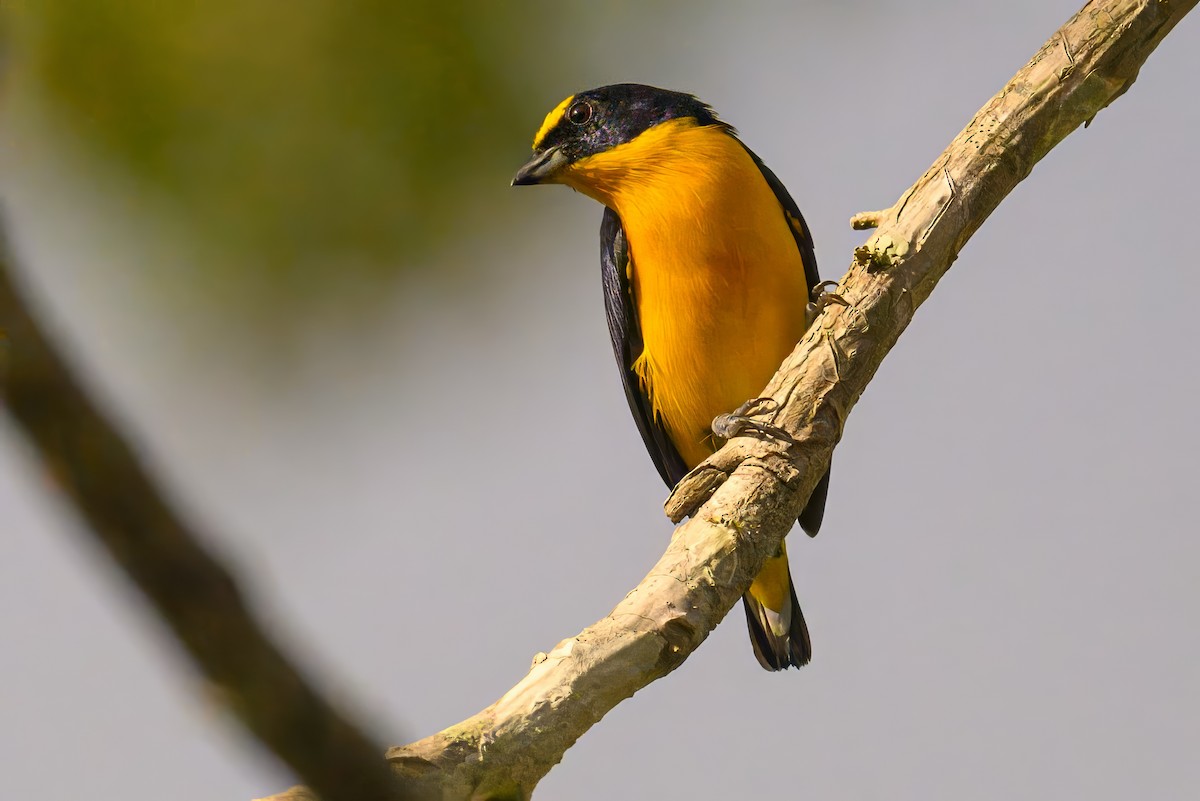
[2,2,1198,799]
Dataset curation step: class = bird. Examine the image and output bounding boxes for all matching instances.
[512,83,830,670]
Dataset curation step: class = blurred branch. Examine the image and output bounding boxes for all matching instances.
[0,0,1192,800]
[0,246,408,801]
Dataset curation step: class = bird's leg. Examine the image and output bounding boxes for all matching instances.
[712,397,798,445]
[712,282,847,447]
[804,280,849,329]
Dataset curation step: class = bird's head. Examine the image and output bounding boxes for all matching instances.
[512,83,732,202]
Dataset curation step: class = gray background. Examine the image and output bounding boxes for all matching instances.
[3,2,1198,799]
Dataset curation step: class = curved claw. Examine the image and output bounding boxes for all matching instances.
[809,280,842,302]
[732,396,779,418]
[805,280,850,328]
[712,397,798,445]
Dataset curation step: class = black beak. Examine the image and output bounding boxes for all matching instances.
[512,146,568,186]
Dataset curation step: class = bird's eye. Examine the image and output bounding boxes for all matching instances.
[567,100,592,126]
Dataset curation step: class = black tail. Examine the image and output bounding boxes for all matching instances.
[742,579,812,671]
[740,465,827,671]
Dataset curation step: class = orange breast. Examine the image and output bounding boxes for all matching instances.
[563,120,810,468]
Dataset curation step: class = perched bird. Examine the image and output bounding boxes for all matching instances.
[513,84,830,670]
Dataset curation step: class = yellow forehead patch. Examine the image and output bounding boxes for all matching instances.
[531,94,575,150]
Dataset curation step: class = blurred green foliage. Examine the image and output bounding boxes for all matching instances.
[3,1,564,305]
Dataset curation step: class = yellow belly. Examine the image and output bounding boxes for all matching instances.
[564,120,810,468]
[633,235,808,469]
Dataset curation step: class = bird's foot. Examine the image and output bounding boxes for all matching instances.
[805,280,849,328]
[712,397,797,445]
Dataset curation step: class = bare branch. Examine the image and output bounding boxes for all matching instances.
[0,241,409,801]
[382,1,1198,798]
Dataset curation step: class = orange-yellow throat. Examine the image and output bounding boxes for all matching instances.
[560,118,811,468]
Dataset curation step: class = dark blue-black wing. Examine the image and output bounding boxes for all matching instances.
[743,145,831,538]
[600,207,689,488]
